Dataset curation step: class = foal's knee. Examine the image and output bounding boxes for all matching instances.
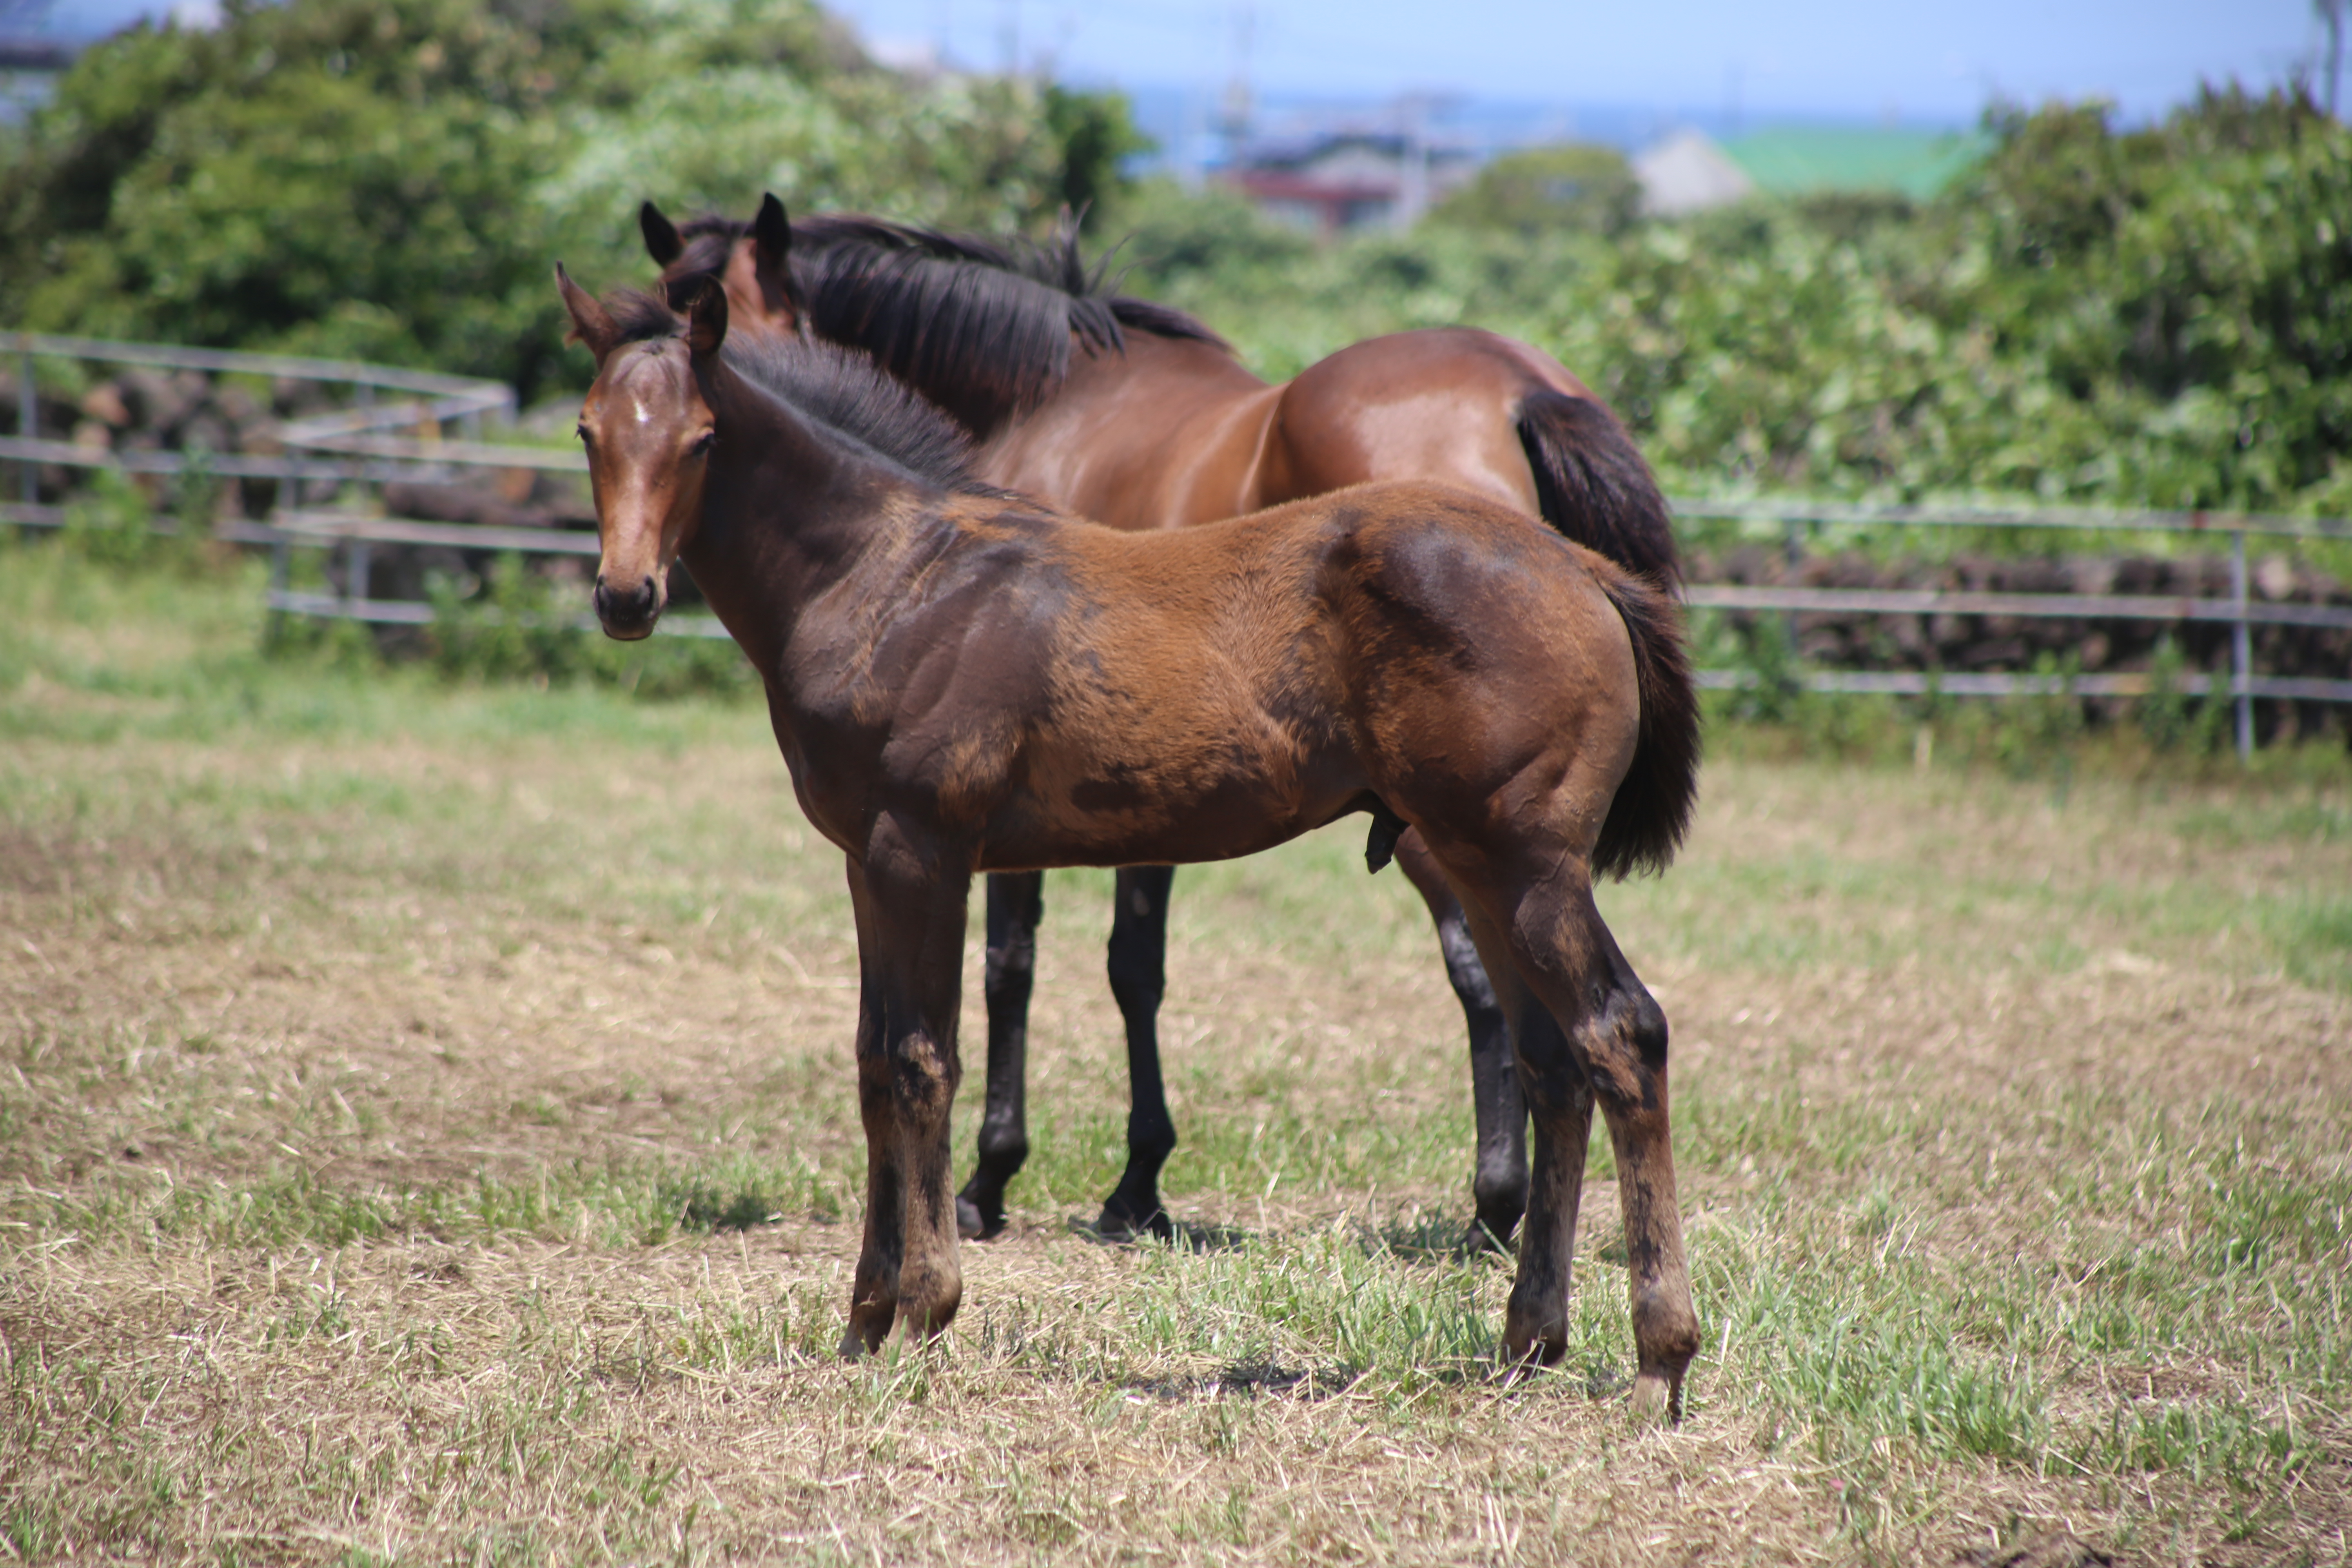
[891,1033,960,1116]
[1584,982,1669,1115]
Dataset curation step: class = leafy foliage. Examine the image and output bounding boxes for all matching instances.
[0,0,1139,399]
[1114,85,2352,515]
[1429,143,1637,236]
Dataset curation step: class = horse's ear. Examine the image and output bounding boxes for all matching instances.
[555,263,620,365]
[685,278,729,358]
[749,192,802,323]
[640,201,684,266]
[752,193,791,269]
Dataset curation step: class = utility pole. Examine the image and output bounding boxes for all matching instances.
[2320,0,2345,118]
[1217,1,1254,165]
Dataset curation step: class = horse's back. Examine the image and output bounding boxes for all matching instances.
[980,332,1278,532]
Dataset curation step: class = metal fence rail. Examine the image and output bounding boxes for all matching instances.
[8,332,2350,752]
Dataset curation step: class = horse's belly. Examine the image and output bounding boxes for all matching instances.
[980,760,1355,872]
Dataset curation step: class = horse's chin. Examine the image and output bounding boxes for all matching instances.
[598,612,660,642]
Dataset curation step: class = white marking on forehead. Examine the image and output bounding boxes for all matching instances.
[631,396,652,425]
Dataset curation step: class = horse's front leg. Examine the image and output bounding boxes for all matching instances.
[840,824,974,1357]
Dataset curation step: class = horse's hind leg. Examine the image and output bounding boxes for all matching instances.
[1456,864,1697,1419]
[958,871,1045,1240]
[1395,832,1526,1248]
[1099,865,1178,1241]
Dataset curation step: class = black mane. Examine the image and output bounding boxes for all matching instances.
[668,211,1227,438]
[599,288,980,494]
[728,333,982,494]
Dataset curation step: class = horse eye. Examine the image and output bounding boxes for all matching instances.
[689,431,716,457]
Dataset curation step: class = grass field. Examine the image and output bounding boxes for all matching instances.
[2,543,2348,1566]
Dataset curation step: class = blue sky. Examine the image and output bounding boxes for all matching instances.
[843,0,2333,125]
[32,0,2341,125]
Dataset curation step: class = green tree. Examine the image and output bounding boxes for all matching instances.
[1430,143,1639,236]
[0,0,1144,396]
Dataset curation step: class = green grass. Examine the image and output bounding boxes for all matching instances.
[2,538,2348,1564]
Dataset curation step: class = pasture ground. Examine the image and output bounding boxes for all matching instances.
[2,544,2348,1566]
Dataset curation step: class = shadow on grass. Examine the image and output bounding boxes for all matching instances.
[1065,1215,1254,1253]
[1123,1359,1363,1402]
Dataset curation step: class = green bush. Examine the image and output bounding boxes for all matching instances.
[1116,86,2352,518]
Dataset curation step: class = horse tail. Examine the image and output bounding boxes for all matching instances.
[1589,564,1702,880]
[1517,388,1681,588]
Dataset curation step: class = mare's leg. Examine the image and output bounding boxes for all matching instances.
[1448,857,1697,1419]
[958,870,1045,1240]
[840,822,973,1357]
[1395,831,1526,1247]
[1098,864,1178,1241]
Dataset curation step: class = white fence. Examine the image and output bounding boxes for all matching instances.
[8,331,2351,753]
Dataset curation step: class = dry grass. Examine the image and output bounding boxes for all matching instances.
[2,550,2348,1565]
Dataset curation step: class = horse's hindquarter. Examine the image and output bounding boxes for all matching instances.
[1261,328,1596,517]
[1318,485,1643,851]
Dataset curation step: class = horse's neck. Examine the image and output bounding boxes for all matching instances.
[682,368,936,668]
[977,332,1283,531]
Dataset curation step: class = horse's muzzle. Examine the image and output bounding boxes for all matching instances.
[593,573,662,641]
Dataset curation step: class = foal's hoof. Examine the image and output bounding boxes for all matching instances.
[839,1303,893,1361]
[1630,1368,1684,1423]
[1502,1314,1569,1373]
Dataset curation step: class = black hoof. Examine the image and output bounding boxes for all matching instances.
[1095,1195,1174,1244]
[957,1189,1006,1241]
[1465,1217,1515,1254]
[1471,1173,1526,1252]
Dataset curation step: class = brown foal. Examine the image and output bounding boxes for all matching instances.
[557,270,1705,1415]
[642,196,1683,1252]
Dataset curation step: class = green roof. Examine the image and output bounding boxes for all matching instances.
[1721,127,1990,201]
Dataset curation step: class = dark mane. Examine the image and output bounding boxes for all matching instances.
[672,221,748,298]
[731,335,984,494]
[599,288,981,494]
[663,211,1228,439]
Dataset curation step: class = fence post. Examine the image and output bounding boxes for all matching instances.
[1782,515,1806,654]
[17,337,36,509]
[347,540,372,612]
[267,536,290,642]
[2230,528,2253,761]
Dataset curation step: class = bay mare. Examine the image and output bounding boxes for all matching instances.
[555,271,1704,1416]
[643,196,1682,1249]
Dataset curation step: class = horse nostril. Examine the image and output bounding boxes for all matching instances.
[595,573,659,627]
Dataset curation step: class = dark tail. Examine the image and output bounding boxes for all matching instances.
[1590,566,1702,880]
[1517,388,1680,588]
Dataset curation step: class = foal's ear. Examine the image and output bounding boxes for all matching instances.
[685,277,729,358]
[554,263,621,365]
[639,201,684,266]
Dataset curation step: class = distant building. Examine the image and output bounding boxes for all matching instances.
[1228,132,1477,236]
[1632,124,1990,216]
[1718,125,1991,203]
[1631,129,1755,216]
